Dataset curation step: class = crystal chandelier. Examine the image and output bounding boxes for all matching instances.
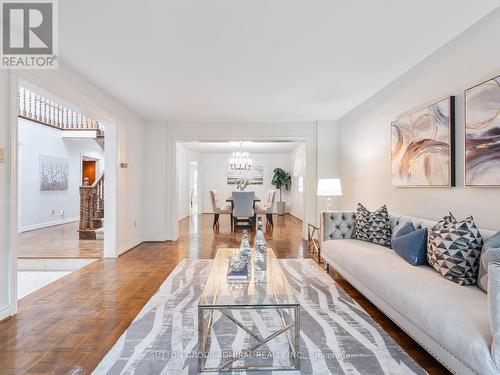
[229,142,253,171]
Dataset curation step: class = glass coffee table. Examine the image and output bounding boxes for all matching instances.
[198,248,300,372]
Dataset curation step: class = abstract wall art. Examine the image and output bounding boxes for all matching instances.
[227,166,263,185]
[40,155,69,190]
[465,75,500,186]
[391,97,455,187]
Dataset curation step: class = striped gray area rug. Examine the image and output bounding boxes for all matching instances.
[93,259,426,374]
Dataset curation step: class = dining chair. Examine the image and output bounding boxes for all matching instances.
[210,190,232,228]
[255,189,276,227]
[231,191,256,228]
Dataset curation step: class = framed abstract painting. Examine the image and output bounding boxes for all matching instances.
[391,97,455,187]
[40,155,69,191]
[227,166,263,185]
[465,75,500,186]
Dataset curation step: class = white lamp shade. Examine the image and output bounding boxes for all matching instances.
[317,178,342,196]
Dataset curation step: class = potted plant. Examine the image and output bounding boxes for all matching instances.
[271,168,291,215]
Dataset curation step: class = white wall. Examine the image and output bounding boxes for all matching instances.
[196,151,292,214]
[289,143,306,220]
[142,123,167,241]
[177,144,200,220]
[0,71,12,320]
[338,9,500,230]
[18,118,104,232]
[317,121,339,214]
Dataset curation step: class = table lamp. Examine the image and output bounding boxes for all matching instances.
[317,178,342,211]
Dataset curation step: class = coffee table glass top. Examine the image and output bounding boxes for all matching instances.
[199,248,299,308]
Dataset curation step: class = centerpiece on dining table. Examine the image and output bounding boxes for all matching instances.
[227,218,267,281]
[236,178,250,191]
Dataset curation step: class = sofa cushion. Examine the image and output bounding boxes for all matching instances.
[353,203,392,247]
[428,215,483,285]
[479,232,500,292]
[392,223,428,266]
[321,239,495,375]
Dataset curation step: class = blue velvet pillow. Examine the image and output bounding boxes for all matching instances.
[392,223,428,266]
[395,222,416,237]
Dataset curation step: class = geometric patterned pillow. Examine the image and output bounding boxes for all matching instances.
[427,214,483,285]
[353,203,392,248]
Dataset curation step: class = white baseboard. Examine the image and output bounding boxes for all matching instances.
[20,216,79,233]
[0,304,11,321]
[142,235,167,242]
[118,238,143,256]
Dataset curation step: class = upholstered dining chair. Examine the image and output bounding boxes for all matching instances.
[255,189,276,227]
[210,190,232,228]
[231,191,256,228]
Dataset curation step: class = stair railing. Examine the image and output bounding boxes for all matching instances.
[18,87,104,133]
[79,174,105,231]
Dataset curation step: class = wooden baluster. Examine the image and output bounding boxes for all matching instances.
[32,92,36,120]
[41,97,47,123]
[49,101,53,125]
[26,91,33,118]
[62,107,67,128]
[25,89,29,117]
[35,95,40,121]
[52,102,57,126]
[21,88,25,116]
[57,104,64,128]
[73,111,77,129]
[45,98,50,124]
[39,96,43,122]
[18,87,24,116]
[89,191,95,229]
[79,188,86,230]
[54,103,61,128]
[29,91,34,119]
[44,97,47,123]
[21,87,28,116]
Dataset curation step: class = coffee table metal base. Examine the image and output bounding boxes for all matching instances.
[198,305,300,372]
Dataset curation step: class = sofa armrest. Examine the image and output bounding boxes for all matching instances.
[320,211,356,242]
[489,262,500,368]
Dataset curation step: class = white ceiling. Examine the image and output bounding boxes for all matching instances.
[181,141,302,153]
[59,0,499,122]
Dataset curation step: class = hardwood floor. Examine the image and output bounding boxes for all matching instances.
[18,222,103,259]
[0,214,449,374]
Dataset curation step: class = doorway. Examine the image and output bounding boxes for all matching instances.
[82,159,97,185]
[12,80,117,305]
[189,161,199,216]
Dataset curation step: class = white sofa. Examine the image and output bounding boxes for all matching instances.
[320,211,498,375]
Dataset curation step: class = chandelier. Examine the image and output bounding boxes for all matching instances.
[229,142,253,171]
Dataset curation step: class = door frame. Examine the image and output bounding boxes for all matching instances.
[81,155,100,185]
[6,73,119,317]
[171,135,313,241]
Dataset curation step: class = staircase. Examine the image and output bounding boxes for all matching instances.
[78,174,104,240]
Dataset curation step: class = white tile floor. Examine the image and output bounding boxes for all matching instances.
[18,271,71,299]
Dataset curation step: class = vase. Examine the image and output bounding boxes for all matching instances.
[277,201,285,215]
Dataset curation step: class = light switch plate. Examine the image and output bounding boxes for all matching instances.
[0,148,5,163]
